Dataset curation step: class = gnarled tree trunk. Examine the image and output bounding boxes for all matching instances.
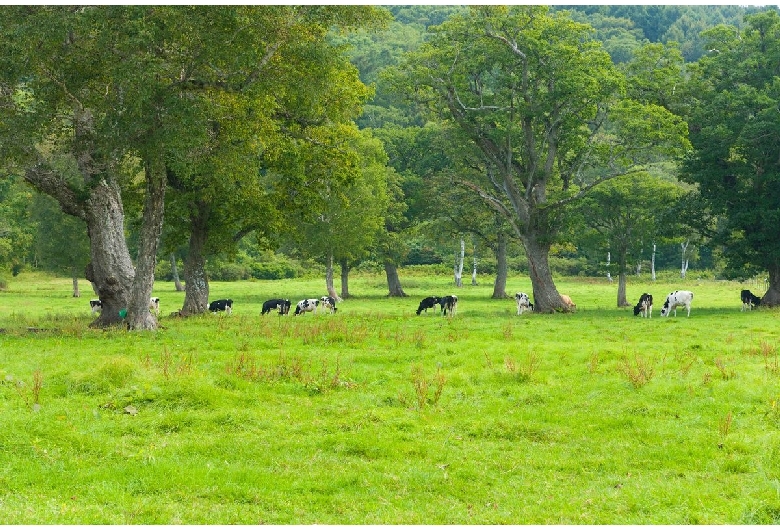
[181,200,210,315]
[523,232,566,313]
[84,178,135,327]
[384,260,407,297]
[126,157,166,331]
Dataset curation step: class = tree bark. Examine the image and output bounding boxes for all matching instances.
[181,200,210,315]
[384,260,407,297]
[339,258,351,299]
[761,261,780,307]
[84,178,135,327]
[523,232,566,313]
[125,157,166,331]
[617,250,630,307]
[325,253,341,301]
[491,232,509,299]
[454,238,465,287]
[171,253,185,292]
[71,270,80,298]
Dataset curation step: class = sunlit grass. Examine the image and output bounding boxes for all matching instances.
[1,271,779,523]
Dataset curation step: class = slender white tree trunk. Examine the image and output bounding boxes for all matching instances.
[471,241,477,286]
[681,240,690,279]
[454,238,464,287]
[651,243,656,281]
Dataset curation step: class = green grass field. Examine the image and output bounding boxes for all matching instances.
[1,271,779,524]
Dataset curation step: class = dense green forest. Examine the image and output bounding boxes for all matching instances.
[2,5,780,326]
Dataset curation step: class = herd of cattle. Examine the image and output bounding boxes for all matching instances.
[88,288,766,318]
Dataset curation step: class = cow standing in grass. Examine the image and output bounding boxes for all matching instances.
[740,289,761,311]
[416,296,440,315]
[659,290,693,317]
[440,295,458,316]
[633,293,653,318]
[262,298,291,315]
[209,299,233,314]
[515,292,533,315]
[294,298,319,316]
[320,296,338,314]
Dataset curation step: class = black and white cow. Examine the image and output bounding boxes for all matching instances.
[416,296,440,315]
[740,289,761,311]
[659,290,693,317]
[633,293,653,318]
[515,292,533,315]
[261,298,291,315]
[440,294,458,316]
[320,296,338,314]
[90,299,103,314]
[209,298,233,314]
[294,298,320,316]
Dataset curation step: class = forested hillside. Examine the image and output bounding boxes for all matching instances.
[2,5,780,322]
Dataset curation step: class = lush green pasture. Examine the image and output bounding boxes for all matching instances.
[1,272,779,524]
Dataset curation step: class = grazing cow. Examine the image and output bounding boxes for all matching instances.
[633,293,653,318]
[90,299,102,314]
[659,290,694,317]
[294,298,320,316]
[440,294,458,316]
[149,297,160,316]
[515,292,533,315]
[320,296,338,314]
[561,294,576,310]
[262,298,291,315]
[209,299,233,314]
[741,289,761,311]
[416,296,440,315]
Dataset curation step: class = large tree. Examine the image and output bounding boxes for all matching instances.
[682,11,780,305]
[0,6,388,326]
[390,6,689,312]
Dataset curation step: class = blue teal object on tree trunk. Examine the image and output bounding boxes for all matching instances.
[118,309,127,319]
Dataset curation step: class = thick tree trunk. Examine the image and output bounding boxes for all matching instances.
[171,253,185,292]
[181,201,210,315]
[384,260,407,297]
[523,233,565,313]
[492,232,509,299]
[126,158,166,331]
[340,258,351,299]
[84,179,135,327]
[761,261,780,307]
